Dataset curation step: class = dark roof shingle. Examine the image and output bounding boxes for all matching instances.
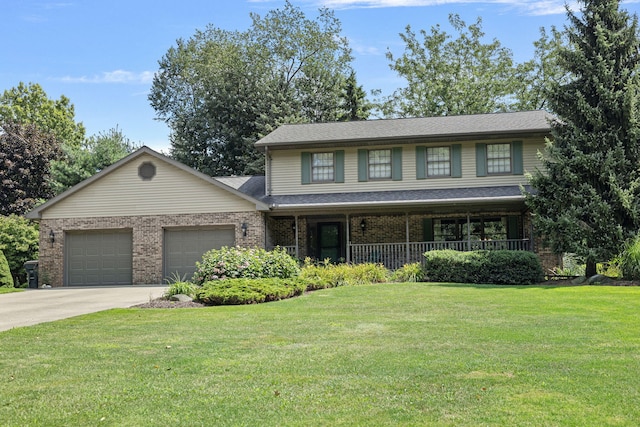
[256,110,554,148]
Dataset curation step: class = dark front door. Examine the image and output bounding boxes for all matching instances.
[318,222,343,263]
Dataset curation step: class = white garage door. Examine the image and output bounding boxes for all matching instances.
[163,227,235,281]
[66,230,133,286]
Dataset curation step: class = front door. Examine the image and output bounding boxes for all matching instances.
[318,222,343,263]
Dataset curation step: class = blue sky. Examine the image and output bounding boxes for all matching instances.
[3,0,639,153]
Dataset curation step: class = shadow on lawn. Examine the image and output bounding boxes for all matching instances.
[429,280,584,290]
[430,277,640,289]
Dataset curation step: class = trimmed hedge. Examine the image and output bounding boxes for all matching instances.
[195,277,307,305]
[423,250,544,285]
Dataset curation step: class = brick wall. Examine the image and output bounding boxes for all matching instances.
[267,216,308,259]
[38,211,264,287]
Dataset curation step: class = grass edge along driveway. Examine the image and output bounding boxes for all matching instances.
[1,282,639,426]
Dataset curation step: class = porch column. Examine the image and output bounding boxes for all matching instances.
[467,213,471,251]
[294,215,299,259]
[405,213,410,265]
[346,214,351,264]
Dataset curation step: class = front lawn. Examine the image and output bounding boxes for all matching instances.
[0,287,23,294]
[1,283,639,426]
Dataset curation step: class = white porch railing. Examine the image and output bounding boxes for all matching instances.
[350,239,531,270]
[281,246,296,257]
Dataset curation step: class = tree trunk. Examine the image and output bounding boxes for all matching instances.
[585,260,597,278]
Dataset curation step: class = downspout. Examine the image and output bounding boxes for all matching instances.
[265,146,272,197]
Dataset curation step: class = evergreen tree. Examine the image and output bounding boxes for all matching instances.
[526,0,640,277]
[0,250,13,288]
[338,71,371,121]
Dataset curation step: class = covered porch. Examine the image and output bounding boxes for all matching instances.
[262,185,555,270]
[268,211,533,270]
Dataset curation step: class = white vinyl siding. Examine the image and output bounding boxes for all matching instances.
[41,154,256,219]
[269,138,544,195]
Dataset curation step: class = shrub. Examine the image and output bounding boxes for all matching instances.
[0,215,39,286]
[620,236,640,280]
[390,263,425,283]
[423,250,544,285]
[0,250,13,288]
[192,247,299,285]
[195,278,307,305]
[299,258,389,290]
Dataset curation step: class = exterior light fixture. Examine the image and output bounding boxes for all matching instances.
[360,219,366,234]
[241,223,248,237]
[292,221,296,232]
[49,229,55,247]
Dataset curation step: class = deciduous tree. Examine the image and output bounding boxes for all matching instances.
[381,14,518,117]
[0,82,85,149]
[513,26,569,111]
[150,1,354,176]
[51,127,139,193]
[0,121,62,215]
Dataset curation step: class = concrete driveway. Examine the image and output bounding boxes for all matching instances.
[0,286,168,332]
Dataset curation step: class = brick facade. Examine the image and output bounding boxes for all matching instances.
[39,211,264,287]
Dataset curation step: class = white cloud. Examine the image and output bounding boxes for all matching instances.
[351,40,384,56]
[58,70,155,84]
[313,0,570,16]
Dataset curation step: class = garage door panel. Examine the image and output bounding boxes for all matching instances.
[164,228,235,280]
[66,230,132,286]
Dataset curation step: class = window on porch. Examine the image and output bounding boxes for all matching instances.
[431,217,509,242]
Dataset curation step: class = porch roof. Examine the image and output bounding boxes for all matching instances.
[215,176,530,212]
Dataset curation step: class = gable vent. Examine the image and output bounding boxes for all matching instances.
[138,162,156,181]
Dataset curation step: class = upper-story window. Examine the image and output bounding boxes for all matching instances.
[312,152,334,182]
[368,149,392,180]
[487,143,511,174]
[476,141,523,177]
[301,151,344,184]
[427,147,451,177]
[358,147,402,182]
[416,144,461,179]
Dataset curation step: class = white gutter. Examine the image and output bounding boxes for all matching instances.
[270,195,525,210]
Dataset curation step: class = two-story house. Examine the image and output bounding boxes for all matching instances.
[27,110,558,287]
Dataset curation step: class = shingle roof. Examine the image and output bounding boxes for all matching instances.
[215,176,266,199]
[255,110,554,148]
[221,180,529,211]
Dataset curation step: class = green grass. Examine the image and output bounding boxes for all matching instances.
[0,287,22,294]
[1,283,640,426]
